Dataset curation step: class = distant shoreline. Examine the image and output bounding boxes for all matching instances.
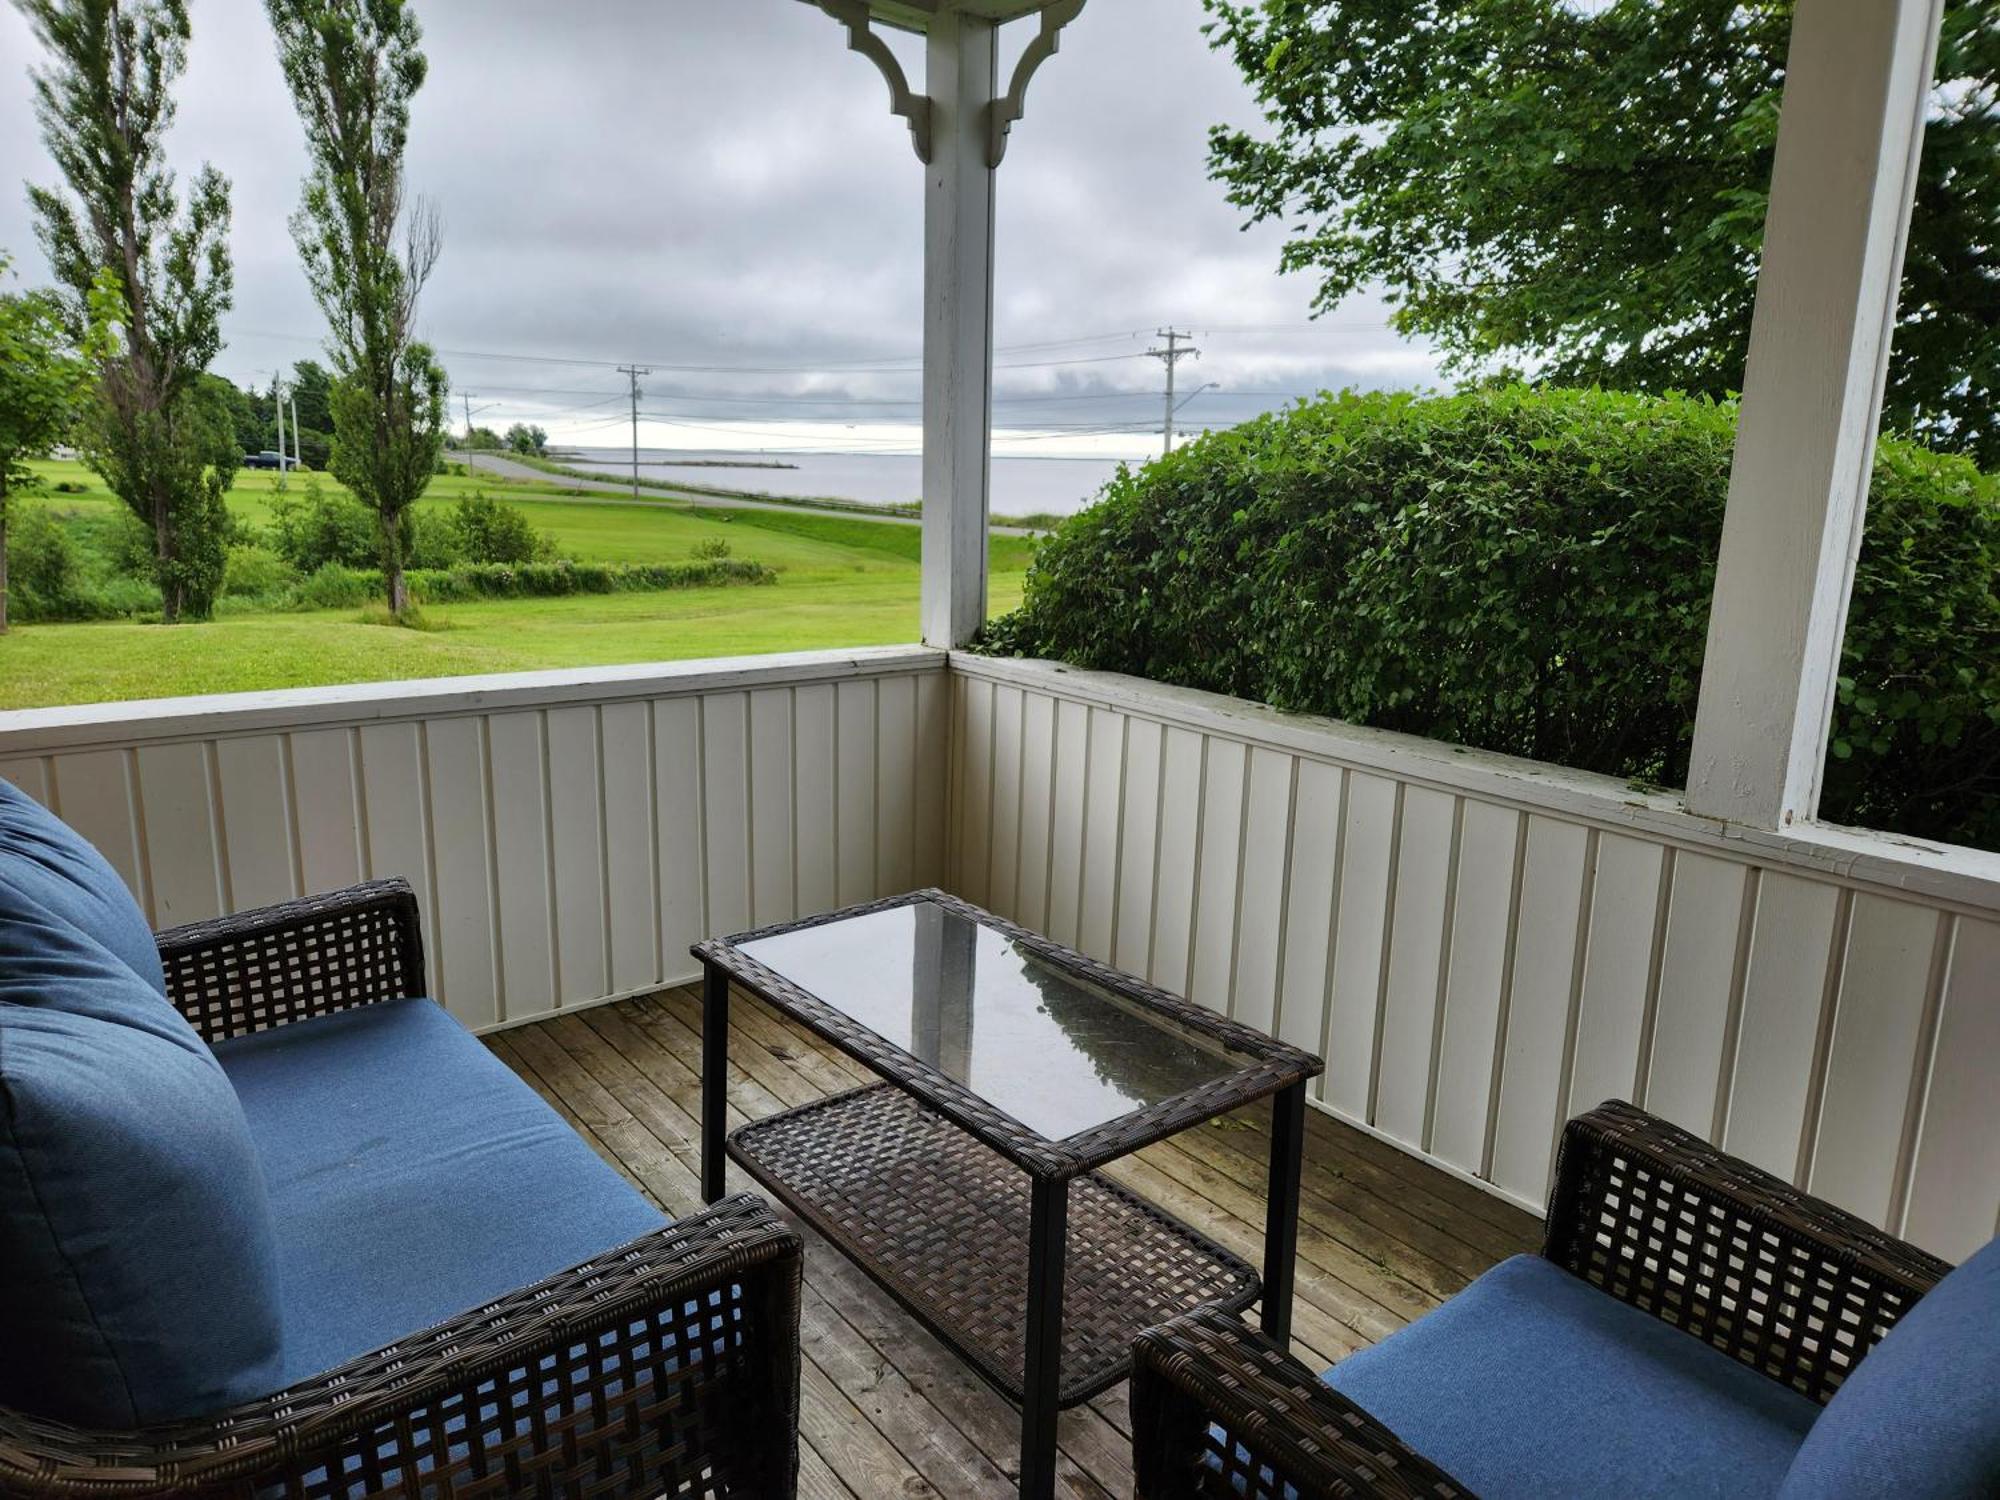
[544,450,798,472]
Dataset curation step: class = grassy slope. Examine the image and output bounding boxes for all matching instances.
[2,460,1032,708]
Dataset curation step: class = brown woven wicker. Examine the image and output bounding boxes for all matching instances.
[1128,1099,1956,1499]
[0,882,804,1499]
[695,889,1322,1181]
[730,1082,1260,1406]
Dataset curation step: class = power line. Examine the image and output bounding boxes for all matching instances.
[617,365,651,499]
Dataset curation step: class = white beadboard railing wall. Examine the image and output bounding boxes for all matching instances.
[0,647,949,1034]
[947,655,2000,1265]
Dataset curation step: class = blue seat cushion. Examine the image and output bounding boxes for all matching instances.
[0,904,284,1426]
[1323,1254,1820,1499]
[0,778,165,999]
[1779,1236,2000,1499]
[213,998,669,1386]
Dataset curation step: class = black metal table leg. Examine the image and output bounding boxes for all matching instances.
[1262,1081,1306,1346]
[1018,1174,1069,1500]
[702,960,729,1204]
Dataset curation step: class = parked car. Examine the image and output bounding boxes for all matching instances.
[241,449,300,470]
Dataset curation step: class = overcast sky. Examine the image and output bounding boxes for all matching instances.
[0,0,1440,457]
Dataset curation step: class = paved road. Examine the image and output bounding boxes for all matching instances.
[462,451,1036,535]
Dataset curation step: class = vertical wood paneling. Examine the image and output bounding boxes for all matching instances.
[1113,718,1164,978]
[1276,760,1342,1057]
[1231,748,1295,1035]
[1902,917,2000,1259]
[1646,853,1751,1134]
[702,693,752,937]
[1567,833,1667,1119]
[136,742,224,926]
[652,698,706,960]
[1375,787,1457,1147]
[546,707,607,1006]
[1045,699,1090,947]
[600,701,659,994]
[912,670,949,886]
[358,722,432,959]
[1015,691,1057,933]
[955,676,994,908]
[287,729,362,896]
[51,751,147,917]
[875,675,917,895]
[1148,727,1204,997]
[1187,737,1248,1014]
[487,712,556,1020]
[1077,708,1125,962]
[424,717,497,1027]
[214,735,296,910]
[987,684,1024,919]
[1724,872,1841,1177]
[0,758,50,803]
[835,680,879,907]
[1324,772,1398,1117]
[1808,893,1942,1223]
[793,683,838,918]
[748,689,795,926]
[1432,802,1521,1174]
[1491,816,1591,1203]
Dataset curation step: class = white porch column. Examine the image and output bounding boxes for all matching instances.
[1685,0,1945,829]
[920,11,999,648]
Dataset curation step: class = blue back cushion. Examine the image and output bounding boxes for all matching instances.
[1780,1236,2000,1499]
[0,779,165,998]
[0,784,285,1427]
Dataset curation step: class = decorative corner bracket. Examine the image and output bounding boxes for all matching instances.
[988,0,1086,167]
[814,0,935,163]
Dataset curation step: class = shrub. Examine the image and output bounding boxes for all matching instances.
[403,507,463,570]
[268,479,379,572]
[448,492,557,565]
[222,544,297,598]
[981,386,2000,851]
[692,536,732,561]
[7,506,90,621]
[297,562,378,610]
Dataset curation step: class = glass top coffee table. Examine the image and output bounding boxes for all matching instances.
[694,890,1324,1500]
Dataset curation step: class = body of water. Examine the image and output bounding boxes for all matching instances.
[557,447,1130,520]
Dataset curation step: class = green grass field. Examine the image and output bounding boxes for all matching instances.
[1,461,1032,709]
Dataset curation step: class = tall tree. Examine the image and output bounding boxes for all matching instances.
[266,0,446,618]
[1204,0,2000,465]
[0,254,104,631]
[16,0,239,620]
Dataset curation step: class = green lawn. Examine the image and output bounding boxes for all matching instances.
[2,460,1031,708]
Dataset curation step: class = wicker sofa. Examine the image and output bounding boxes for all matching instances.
[0,781,801,1498]
[1132,1101,1998,1499]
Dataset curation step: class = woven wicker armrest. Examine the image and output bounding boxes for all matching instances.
[1544,1099,1951,1404]
[1130,1308,1472,1500]
[0,1193,804,1500]
[155,879,426,1043]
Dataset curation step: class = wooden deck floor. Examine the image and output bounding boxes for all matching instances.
[488,986,1543,1499]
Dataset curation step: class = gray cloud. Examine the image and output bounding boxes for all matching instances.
[0,0,1439,452]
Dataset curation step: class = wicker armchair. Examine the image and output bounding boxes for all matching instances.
[0,881,804,1500]
[1130,1101,1952,1499]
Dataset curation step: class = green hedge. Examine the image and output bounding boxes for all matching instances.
[281,557,776,610]
[980,387,2000,851]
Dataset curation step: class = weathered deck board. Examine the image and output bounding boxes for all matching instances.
[492,987,1542,1498]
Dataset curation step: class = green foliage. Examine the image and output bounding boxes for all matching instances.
[221,543,296,599]
[1203,0,2000,465]
[692,536,732,561]
[505,422,548,456]
[983,388,2000,850]
[447,491,557,564]
[19,0,238,620]
[4,505,88,620]
[267,0,445,613]
[267,477,378,572]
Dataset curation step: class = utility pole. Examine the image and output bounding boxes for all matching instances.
[462,392,475,446]
[289,389,301,474]
[1146,329,1200,456]
[273,375,289,491]
[618,364,651,500]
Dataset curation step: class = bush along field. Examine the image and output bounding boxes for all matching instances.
[979,385,2000,852]
[0,460,1033,708]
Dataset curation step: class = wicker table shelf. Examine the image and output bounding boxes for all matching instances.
[694,889,1323,1500]
[730,1082,1261,1406]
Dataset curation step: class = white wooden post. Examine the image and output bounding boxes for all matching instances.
[1685,0,1945,829]
[920,11,999,649]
